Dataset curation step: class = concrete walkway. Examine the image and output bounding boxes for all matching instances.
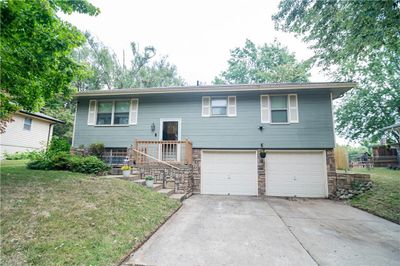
[126,196,400,266]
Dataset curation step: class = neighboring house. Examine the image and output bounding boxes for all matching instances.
[72,82,356,198]
[379,121,400,168]
[0,111,64,158]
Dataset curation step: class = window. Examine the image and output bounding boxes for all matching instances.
[211,98,227,116]
[23,118,32,130]
[97,102,113,125]
[96,100,130,125]
[114,101,130,125]
[270,96,288,123]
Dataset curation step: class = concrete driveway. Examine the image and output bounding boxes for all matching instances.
[126,196,400,266]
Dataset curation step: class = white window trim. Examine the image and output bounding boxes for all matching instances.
[94,99,132,126]
[203,96,237,117]
[261,94,299,124]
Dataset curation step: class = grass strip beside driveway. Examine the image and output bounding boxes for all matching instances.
[344,167,400,224]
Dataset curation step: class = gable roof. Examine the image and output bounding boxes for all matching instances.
[18,110,65,124]
[74,82,356,99]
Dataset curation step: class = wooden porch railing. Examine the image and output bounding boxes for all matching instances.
[133,139,193,165]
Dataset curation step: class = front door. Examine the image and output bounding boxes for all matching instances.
[160,120,180,161]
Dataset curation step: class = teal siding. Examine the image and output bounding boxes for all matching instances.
[73,90,335,149]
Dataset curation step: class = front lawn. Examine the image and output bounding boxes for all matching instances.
[0,160,181,265]
[345,167,399,224]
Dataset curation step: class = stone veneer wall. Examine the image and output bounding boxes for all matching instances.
[192,149,202,193]
[257,150,266,196]
[335,173,371,189]
[138,164,193,194]
[326,148,337,195]
[325,148,371,196]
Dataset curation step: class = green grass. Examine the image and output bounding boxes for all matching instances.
[0,160,181,265]
[344,167,400,224]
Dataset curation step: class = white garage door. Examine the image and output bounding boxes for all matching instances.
[266,151,327,198]
[201,151,258,196]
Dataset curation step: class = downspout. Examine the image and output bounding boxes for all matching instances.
[46,123,54,150]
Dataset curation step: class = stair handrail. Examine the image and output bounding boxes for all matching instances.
[131,148,181,170]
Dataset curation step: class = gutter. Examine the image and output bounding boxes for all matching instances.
[74,82,357,98]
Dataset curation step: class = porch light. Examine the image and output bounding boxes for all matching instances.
[151,122,155,132]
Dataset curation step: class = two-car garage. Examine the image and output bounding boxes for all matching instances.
[201,150,328,197]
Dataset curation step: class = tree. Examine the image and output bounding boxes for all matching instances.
[74,35,185,90]
[43,97,75,142]
[0,0,99,123]
[214,39,311,84]
[273,0,400,143]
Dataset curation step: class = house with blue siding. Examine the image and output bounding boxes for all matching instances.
[72,82,356,198]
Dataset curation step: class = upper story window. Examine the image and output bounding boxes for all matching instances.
[96,100,130,125]
[211,98,227,116]
[87,99,138,126]
[260,94,298,124]
[23,117,32,130]
[114,101,130,124]
[270,96,288,123]
[202,96,236,117]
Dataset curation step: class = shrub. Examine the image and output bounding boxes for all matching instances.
[48,137,71,153]
[69,156,110,174]
[27,152,52,170]
[88,143,105,158]
[145,176,154,181]
[50,152,72,170]
[4,150,43,160]
[27,151,110,175]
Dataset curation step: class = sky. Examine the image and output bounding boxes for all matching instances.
[61,0,330,85]
[62,0,353,145]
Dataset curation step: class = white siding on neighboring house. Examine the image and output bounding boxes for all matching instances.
[0,113,54,158]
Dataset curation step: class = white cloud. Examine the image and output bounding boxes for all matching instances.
[60,0,329,85]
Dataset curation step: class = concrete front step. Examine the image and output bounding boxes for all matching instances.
[152,184,163,191]
[157,188,174,196]
[103,174,139,180]
[133,179,146,186]
[169,193,186,201]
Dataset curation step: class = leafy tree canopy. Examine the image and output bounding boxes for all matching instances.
[74,33,185,91]
[0,0,99,120]
[273,0,400,143]
[214,39,311,84]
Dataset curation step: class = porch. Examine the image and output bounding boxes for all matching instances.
[132,139,193,165]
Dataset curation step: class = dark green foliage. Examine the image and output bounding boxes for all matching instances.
[50,152,72,170]
[48,137,71,153]
[0,0,99,120]
[335,85,400,143]
[68,156,110,174]
[88,143,105,158]
[273,0,400,143]
[27,151,110,175]
[214,39,310,84]
[43,97,76,142]
[26,153,52,170]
